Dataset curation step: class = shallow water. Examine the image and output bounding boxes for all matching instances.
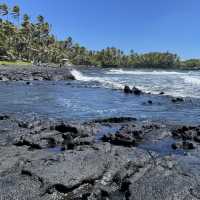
[0,67,200,124]
[139,137,186,156]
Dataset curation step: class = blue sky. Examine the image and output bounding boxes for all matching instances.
[2,0,200,59]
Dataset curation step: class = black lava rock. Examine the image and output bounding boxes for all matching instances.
[124,85,132,94]
[132,87,142,95]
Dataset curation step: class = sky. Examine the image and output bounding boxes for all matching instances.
[2,0,200,59]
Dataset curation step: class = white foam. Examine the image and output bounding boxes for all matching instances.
[71,69,200,98]
[71,69,93,82]
[183,76,200,85]
[106,69,183,75]
[71,69,124,89]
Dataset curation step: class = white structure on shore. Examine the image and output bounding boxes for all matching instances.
[61,58,71,66]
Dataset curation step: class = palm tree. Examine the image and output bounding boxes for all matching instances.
[20,14,32,60]
[64,37,73,48]
[0,3,9,17]
[37,15,44,24]
[23,14,29,24]
[12,5,20,26]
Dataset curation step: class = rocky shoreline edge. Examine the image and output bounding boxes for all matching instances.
[0,66,75,81]
[0,65,187,103]
[1,114,200,199]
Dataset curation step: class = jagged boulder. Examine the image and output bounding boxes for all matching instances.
[124,85,132,94]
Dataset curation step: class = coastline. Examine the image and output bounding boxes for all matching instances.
[0,65,199,199]
[1,1,200,199]
[0,65,75,81]
[1,63,200,70]
[0,113,199,199]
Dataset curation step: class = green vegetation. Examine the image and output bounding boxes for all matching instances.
[0,60,30,65]
[0,60,31,68]
[0,3,199,69]
[181,59,200,69]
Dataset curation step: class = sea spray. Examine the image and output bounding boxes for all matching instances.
[71,69,200,98]
[182,76,200,85]
[71,69,124,89]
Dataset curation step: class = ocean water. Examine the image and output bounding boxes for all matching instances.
[71,68,200,98]
[0,67,200,124]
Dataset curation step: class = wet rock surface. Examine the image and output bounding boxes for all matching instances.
[1,114,200,199]
[0,66,75,81]
[171,97,184,103]
[124,85,143,95]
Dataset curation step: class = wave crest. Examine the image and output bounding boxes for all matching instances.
[106,69,183,75]
[71,69,124,89]
[183,76,200,85]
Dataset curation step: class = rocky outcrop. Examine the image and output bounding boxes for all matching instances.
[0,114,200,199]
[0,66,75,81]
[124,85,143,95]
[171,97,184,103]
[93,117,137,123]
[132,86,142,95]
[124,85,132,94]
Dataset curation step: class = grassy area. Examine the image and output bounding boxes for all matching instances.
[0,60,32,65]
[0,60,32,69]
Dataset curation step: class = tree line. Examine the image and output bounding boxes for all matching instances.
[0,3,199,69]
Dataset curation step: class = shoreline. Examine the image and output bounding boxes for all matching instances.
[1,63,200,70]
[0,113,200,199]
[0,65,75,81]
[1,2,200,199]
[0,65,199,199]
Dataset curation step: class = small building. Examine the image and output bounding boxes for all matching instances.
[61,58,70,66]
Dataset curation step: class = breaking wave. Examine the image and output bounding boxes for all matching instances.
[71,69,200,98]
[71,69,124,89]
[183,76,200,85]
[106,69,184,75]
